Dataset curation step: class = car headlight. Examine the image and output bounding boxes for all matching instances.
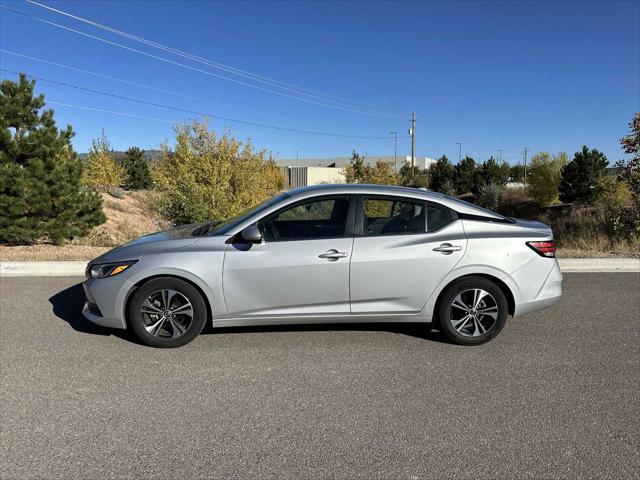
[88,261,137,279]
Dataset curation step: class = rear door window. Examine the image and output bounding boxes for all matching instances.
[362,198,426,235]
[361,197,455,235]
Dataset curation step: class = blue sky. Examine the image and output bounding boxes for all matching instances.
[1,0,638,165]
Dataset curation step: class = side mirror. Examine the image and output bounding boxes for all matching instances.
[241,225,263,244]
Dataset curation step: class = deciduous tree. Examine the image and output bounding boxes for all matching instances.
[344,151,401,185]
[527,152,566,206]
[82,133,125,192]
[152,120,285,225]
[618,113,640,203]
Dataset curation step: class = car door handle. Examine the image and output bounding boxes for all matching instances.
[433,243,462,254]
[318,249,349,260]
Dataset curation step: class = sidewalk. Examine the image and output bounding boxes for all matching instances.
[1,258,639,277]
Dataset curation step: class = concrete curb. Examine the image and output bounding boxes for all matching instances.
[557,258,640,273]
[1,261,87,277]
[1,258,639,277]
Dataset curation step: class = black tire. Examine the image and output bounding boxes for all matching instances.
[128,277,207,348]
[437,276,508,346]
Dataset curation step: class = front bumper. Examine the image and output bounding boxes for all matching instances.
[82,276,132,330]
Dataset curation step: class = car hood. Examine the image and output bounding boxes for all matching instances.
[89,223,204,264]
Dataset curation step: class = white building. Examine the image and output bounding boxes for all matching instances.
[276,155,438,189]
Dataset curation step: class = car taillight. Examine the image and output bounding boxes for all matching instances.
[526,240,556,258]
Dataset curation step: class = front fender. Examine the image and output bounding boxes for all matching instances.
[122,265,224,327]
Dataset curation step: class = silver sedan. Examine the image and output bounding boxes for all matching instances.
[83,184,562,348]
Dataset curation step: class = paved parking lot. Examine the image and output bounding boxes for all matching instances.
[1,273,639,479]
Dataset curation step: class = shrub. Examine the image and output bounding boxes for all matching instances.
[345,151,402,185]
[527,152,566,206]
[107,186,126,199]
[476,183,504,211]
[596,175,631,211]
[398,163,427,187]
[0,74,105,244]
[498,187,538,218]
[82,133,126,192]
[152,120,285,225]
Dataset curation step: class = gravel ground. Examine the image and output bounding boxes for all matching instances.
[1,273,639,479]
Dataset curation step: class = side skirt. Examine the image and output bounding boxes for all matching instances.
[210,313,431,329]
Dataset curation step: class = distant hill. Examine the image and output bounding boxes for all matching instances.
[78,149,163,162]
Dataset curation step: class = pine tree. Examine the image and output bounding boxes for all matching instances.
[0,74,105,244]
[428,155,455,193]
[476,156,510,189]
[122,146,151,190]
[454,156,476,194]
[559,146,608,203]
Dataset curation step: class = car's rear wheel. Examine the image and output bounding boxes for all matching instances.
[437,276,508,345]
[128,277,207,348]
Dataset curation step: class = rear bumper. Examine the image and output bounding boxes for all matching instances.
[513,259,562,317]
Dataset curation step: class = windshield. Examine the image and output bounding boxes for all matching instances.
[195,193,289,236]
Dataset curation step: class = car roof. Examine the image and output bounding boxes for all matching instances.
[285,184,506,220]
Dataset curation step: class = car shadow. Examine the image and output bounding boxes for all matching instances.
[204,323,452,343]
[49,282,452,345]
[48,282,140,344]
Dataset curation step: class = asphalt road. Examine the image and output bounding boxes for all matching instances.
[1,273,639,479]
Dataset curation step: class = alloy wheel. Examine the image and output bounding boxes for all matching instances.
[448,288,499,337]
[140,289,193,339]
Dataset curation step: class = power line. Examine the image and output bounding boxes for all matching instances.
[28,0,398,114]
[1,5,400,118]
[0,49,293,120]
[46,100,175,124]
[0,69,409,140]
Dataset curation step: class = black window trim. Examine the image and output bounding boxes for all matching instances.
[252,194,357,243]
[456,212,515,224]
[355,194,458,237]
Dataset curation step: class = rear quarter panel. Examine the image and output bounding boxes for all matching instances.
[419,219,557,319]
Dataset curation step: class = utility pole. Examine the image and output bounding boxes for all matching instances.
[522,148,528,187]
[497,149,503,163]
[295,149,299,167]
[389,131,398,171]
[456,142,462,162]
[409,112,416,181]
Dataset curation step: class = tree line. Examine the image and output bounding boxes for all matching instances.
[1,74,638,247]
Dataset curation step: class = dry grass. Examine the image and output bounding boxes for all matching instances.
[0,191,171,261]
[557,248,639,259]
[0,244,110,261]
[74,191,170,248]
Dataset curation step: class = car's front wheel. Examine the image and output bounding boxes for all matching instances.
[128,277,207,348]
[437,276,508,345]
